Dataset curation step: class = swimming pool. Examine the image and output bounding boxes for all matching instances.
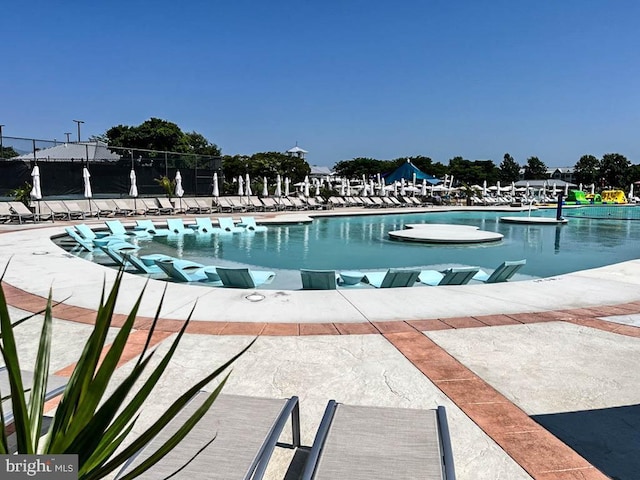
[126,207,640,289]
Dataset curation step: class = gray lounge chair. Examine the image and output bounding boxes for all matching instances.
[216,267,276,288]
[473,259,526,283]
[418,266,480,286]
[116,393,300,480]
[301,269,339,290]
[361,268,420,288]
[301,402,456,480]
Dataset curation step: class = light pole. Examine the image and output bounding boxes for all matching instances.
[0,124,4,157]
[72,120,84,143]
[64,132,72,143]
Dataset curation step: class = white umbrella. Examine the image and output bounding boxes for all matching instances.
[175,170,184,213]
[525,182,530,197]
[30,165,42,220]
[129,169,138,197]
[400,179,406,196]
[262,176,268,197]
[346,179,351,197]
[284,177,290,197]
[315,181,321,196]
[304,176,310,197]
[212,173,219,197]
[579,183,583,192]
[564,183,569,196]
[552,182,557,196]
[83,167,92,199]
[511,181,516,196]
[339,179,345,196]
[412,172,417,188]
[30,165,42,200]
[369,179,375,197]
[629,183,634,199]
[421,179,427,196]
[274,174,282,197]
[237,175,244,196]
[482,180,487,197]
[393,182,398,196]
[590,183,595,195]
[496,181,501,195]
[245,173,252,197]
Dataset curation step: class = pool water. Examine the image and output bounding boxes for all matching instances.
[132,208,640,288]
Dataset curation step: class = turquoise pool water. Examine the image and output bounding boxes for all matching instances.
[132,207,640,287]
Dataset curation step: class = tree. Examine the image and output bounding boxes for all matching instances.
[573,154,600,185]
[221,152,311,192]
[499,153,520,182]
[523,156,547,180]
[333,157,386,178]
[0,146,20,159]
[448,157,498,186]
[600,153,631,188]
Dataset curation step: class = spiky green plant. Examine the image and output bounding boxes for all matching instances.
[0,265,251,479]
[7,181,33,207]
[154,176,175,199]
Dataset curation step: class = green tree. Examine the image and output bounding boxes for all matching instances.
[600,153,631,188]
[524,156,547,180]
[0,146,20,159]
[573,154,600,185]
[499,153,520,182]
[448,157,498,186]
[333,157,385,178]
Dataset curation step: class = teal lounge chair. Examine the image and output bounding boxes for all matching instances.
[216,267,276,288]
[238,216,268,232]
[65,227,95,252]
[135,219,171,236]
[473,259,526,283]
[99,243,143,267]
[217,217,245,233]
[154,258,218,282]
[105,219,150,238]
[75,223,124,247]
[166,218,195,235]
[123,253,171,274]
[195,217,224,234]
[419,266,480,286]
[361,268,420,288]
[301,269,339,290]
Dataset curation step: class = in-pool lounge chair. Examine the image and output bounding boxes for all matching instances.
[106,219,150,238]
[98,243,143,267]
[300,269,339,290]
[121,252,172,274]
[361,268,420,288]
[418,266,480,286]
[166,218,195,235]
[135,219,171,236]
[238,216,268,232]
[115,393,301,480]
[154,258,217,283]
[301,402,455,480]
[0,367,68,425]
[216,267,276,288]
[217,217,245,233]
[473,259,526,283]
[64,227,96,252]
[195,217,224,234]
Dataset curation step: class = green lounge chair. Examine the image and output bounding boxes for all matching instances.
[238,216,268,232]
[135,219,171,236]
[418,266,480,286]
[301,402,455,480]
[300,269,339,290]
[216,267,276,288]
[166,218,196,235]
[115,393,300,480]
[217,217,245,233]
[105,219,150,238]
[473,259,526,283]
[195,217,224,234]
[361,268,420,288]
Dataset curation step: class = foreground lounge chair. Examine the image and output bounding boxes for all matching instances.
[361,268,420,288]
[418,266,480,286]
[194,217,224,234]
[166,218,195,235]
[0,367,68,425]
[473,259,526,283]
[301,402,455,480]
[217,217,245,233]
[300,269,339,290]
[116,393,300,480]
[238,216,268,232]
[216,267,276,288]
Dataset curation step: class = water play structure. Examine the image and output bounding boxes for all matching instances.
[600,189,627,204]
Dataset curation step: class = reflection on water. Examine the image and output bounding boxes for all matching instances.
[136,210,640,278]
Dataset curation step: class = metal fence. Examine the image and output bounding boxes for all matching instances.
[0,136,222,198]
[563,205,640,220]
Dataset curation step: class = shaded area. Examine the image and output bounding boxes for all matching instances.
[532,404,640,480]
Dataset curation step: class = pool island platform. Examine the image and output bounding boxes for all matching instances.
[388,223,504,243]
[1,205,638,480]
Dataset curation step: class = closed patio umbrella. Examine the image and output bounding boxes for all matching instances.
[564,183,569,196]
[83,166,93,216]
[552,183,557,196]
[129,169,138,197]
[237,175,244,196]
[175,170,184,212]
[400,179,406,196]
[346,179,351,197]
[482,180,487,197]
[284,177,290,197]
[629,183,634,199]
[590,183,595,195]
[274,174,282,197]
[30,165,42,220]
[421,179,427,196]
[212,172,219,198]
[262,176,269,197]
[339,179,345,196]
[304,176,310,197]
[245,173,252,197]
[315,181,321,196]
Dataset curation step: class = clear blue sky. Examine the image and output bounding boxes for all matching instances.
[3,0,639,168]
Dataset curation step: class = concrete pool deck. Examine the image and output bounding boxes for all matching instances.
[1,206,639,479]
